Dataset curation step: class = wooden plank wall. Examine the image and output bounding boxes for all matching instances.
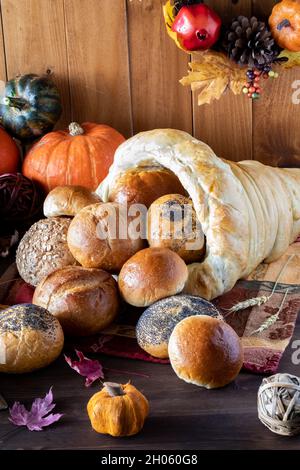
[0,0,299,166]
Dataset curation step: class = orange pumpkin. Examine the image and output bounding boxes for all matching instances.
[0,127,20,175]
[269,0,300,52]
[22,122,125,193]
[87,382,149,437]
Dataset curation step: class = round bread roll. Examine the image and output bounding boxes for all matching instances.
[118,247,188,307]
[0,304,64,373]
[16,217,77,286]
[136,295,222,359]
[168,316,243,389]
[147,194,205,263]
[33,266,119,336]
[67,202,146,272]
[109,167,187,208]
[44,185,102,217]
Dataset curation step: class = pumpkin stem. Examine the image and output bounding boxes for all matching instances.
[3,96,27,110]
[104,382,125,397]
[277,19,291,31]
[69,122,85,136]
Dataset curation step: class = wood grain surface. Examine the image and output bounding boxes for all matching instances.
[64,0,132,137]
[0,0,298,163]
[127,0,193,134]
[252,0,300,167]
[193,0,253,161]
[0,5,6,82]
[1,0,71,127]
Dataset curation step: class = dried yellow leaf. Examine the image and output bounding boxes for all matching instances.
[180,51,246,106]
[278,50,300,69]
[162,0,187,53]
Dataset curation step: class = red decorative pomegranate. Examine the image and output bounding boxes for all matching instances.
[172,4,222,51]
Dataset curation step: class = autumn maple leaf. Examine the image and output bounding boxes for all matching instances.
[9,388,63,432]
[64,350,104,387]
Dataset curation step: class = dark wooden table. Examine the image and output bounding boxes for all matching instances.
[0,261,300,450]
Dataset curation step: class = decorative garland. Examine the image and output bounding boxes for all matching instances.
[163,0,300,105]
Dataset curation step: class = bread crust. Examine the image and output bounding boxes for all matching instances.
[16,217,77,286]
[108,166,186,208]
[0,304,64,373]
[118,247,188,307]
[33,266,119,336]
[97,129,300,299]
[67,202,146,272]
[168,316,243,389]
[44,185,102,217]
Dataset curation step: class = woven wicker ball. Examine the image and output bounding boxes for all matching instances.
[0,172,43,222]
[258,373,300,436]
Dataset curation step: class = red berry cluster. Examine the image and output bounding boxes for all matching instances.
[243,68,279,100]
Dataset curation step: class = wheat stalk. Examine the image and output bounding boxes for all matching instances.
[250,288,290,336]
[224,254,294,315]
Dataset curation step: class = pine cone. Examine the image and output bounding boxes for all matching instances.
[223,16,280,69]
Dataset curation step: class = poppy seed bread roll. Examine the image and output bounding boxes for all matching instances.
[118,247,188,307]
[147,194,205,263]
[0,304,64,373]
[136,295,222,359]
[168,316,243,389]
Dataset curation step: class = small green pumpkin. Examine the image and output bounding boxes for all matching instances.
[0,74,62,141]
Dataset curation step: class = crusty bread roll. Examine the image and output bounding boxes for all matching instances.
[136,295,222,359]
[147,194,205,263]
[33,266,119,336]
[98,129,300,300]
[168,316,243,389]
[44,185,102,217]
[108,166,187,208]
[0,304,64,373]
[118,247,188,307]
[16,217,77,286]
[67,202,146,272]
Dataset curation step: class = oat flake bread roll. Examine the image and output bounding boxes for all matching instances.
[97,129,300,300]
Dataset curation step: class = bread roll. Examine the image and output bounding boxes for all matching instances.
[67,202,146,272]
[44,185,102,217]
[168,316,243,389]
[0,304,64,373]
[109,167,187,208]
[147,194,205,263]
[33,266,119,336]
[136,295,222,359]
[16,217,77,286]
[118,247,188,307]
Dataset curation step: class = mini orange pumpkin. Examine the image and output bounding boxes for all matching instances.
[87,382,149,437]
[269,0,300,52]
[22,122,125,193]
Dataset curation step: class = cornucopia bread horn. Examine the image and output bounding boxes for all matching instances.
[97,129,300,300]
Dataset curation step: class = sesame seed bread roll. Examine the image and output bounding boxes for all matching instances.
[16,217,77,286]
